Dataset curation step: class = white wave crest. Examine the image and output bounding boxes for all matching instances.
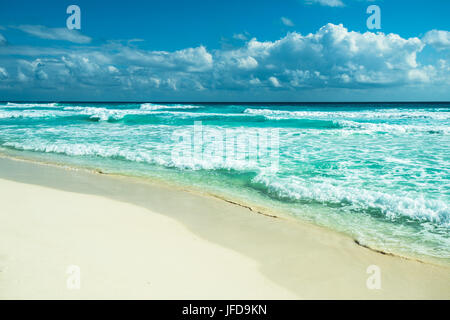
[252,174,449,226]
[62,106,157,121]
[3,102,58,108]
[337,120,450,134]
[244,108,450,121]
[2,139,271,174]
[0,109,67,119]
[62,106,243,121]
[140,103,202,111]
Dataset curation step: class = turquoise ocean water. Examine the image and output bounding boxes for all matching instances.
[0,102,449,263]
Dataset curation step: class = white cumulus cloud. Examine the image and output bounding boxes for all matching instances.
[1,23,449,98]
[423,30,450,50]
[216,23,427,88]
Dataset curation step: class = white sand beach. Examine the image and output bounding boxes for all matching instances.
[0,157,449,299]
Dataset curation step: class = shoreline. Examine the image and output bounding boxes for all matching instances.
[0,155,449,299]
[0,151,446,267]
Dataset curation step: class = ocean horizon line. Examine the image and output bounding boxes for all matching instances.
[2,101,450,105]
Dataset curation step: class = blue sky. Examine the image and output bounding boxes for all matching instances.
[0,0,449,101]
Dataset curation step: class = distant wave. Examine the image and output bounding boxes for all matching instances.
[0,109,68,119]
[1,104,448,134]
[62,106,157,121]
[0,105,341,128]
[0,105,251,122]
[2,102,59,108]
[140,103,202,110]
[2,107,447,134]
[336,120,450,134]
[244,108,450,120]
[62,107,258,122]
